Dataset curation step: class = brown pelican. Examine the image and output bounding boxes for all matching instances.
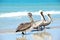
[32,11,52,31]
[39,12,52,31]
[41,12,52,26]
[16,12,34,35]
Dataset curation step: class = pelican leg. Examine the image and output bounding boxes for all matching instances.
[22,32,25,35]
[22,31,26,37]
[21,32,24,37]
[21,32,27,40]
[22,31,27,35]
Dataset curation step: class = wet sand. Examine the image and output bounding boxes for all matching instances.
[0,29,16,33]
[16,32,53,40]
[0,29,53,40]
[33,32,52,40]
[16,37,27,40]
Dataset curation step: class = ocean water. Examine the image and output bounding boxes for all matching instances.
[0,14,60,40]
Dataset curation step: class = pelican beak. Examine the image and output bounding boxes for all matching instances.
[16,30,20,32]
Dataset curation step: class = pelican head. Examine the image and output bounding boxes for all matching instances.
[40,11,45,20]
[47,14,51,18]
[28,12,32,17]
[47,14,52,20]
[40,11,43,15]
[28,12,35,24]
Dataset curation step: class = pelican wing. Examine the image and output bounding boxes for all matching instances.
[17,23,31,31]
